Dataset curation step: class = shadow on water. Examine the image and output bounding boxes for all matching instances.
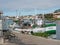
[8,36,36,45]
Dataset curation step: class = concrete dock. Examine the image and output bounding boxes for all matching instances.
[2,32,60,45]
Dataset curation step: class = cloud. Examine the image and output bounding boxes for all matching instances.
[0,0,60,10]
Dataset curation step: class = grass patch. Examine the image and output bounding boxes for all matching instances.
[31,30,56,38]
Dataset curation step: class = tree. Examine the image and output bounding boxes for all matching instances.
[44,13,53,20]
[54,9,60,13]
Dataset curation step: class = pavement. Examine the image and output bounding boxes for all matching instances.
[2,32,60,45]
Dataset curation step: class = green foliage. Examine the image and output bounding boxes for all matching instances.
[32,32,49,38]
[45,30,56,35]
[32,30,56,38]
[32,24,37,28]
[56,18,60,20]
[41,24,46,27]
[54,9,60,13]
[44,14,53,20]
[14,20,19,23]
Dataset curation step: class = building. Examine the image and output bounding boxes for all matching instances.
[53,12,60,18]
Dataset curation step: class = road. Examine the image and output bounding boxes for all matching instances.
[2,32,60,45]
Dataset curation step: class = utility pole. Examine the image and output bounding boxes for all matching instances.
[16,10,17,17]
[19,9,21,17]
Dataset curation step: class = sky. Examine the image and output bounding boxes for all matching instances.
[0,0,60,16]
